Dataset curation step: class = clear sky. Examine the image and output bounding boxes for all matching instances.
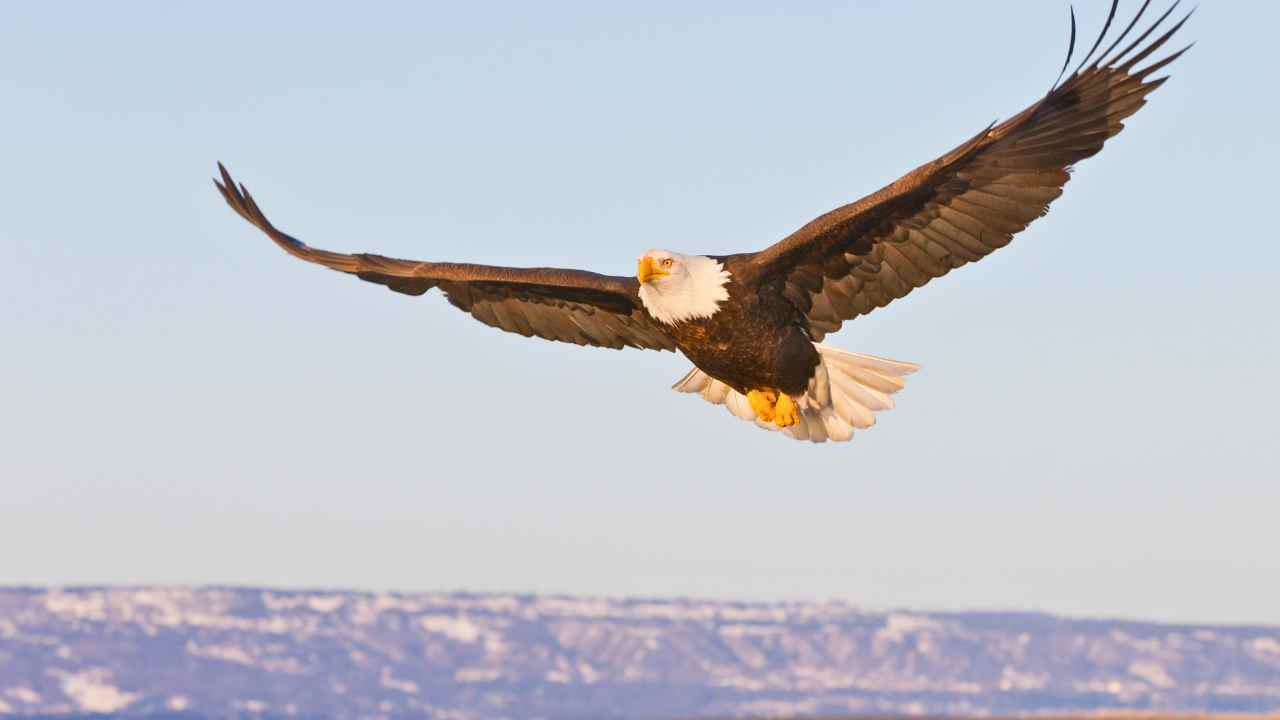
[3,1,1277,626]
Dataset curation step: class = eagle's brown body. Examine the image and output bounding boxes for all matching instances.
[666,255,820,396]
[215,0,1190,442]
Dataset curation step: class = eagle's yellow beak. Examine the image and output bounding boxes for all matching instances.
[637,256,669,284]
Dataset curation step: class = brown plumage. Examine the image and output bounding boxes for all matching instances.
[216,0,1190,443]
[745,0,1193,342]
[217,168,675,352]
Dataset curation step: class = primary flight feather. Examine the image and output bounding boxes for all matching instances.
[216,0,1191,443]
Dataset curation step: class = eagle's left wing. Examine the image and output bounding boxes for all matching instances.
[745,0,1191,341]
[215,164,676,351]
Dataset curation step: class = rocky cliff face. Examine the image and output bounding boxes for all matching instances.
[1,587,1278,718]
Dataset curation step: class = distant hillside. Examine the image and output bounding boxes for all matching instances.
[1,587,1278,718]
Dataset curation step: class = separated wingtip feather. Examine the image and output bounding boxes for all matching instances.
[1091,0,1155,71]
[1073,0,1120,76]
[1117,6,1195,73]
[1104,0,1182,68]
[1052,5,1080,92]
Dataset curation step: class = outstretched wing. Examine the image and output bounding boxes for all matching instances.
[215,164,676,351]
[747,0,1192,341]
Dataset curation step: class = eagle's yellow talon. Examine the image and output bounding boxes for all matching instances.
[773,393,799,428]
[747,389,777,422]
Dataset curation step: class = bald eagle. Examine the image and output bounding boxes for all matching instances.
[216,1,1190,443]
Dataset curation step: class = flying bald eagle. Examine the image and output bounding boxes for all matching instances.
[216,1,1190,443]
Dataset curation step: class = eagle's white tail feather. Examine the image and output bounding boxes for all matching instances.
[672,344,918,444]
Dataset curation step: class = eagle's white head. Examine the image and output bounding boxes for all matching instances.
[636,249,731,325]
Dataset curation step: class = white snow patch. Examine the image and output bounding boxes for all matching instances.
[167,695,190,711]
[420,614,480,643]
[577,662,601,684]
[791,666,858,689]
[1071,678,1150,700]
[6,687,42,704]
[0,698,11,713]
[714,675,768,691]
[719,624,785,637]
[236,699,269,713]
[43,591,108,620]
[187,640,255,666]
[1129,660,1176,688]
[630,602,717,622]
[455,668,502,683]
[735,698,820,717]
[534,597,614,618]
[999,665,1048,691]
[472,595,520,613]
[1251,637,1280,656]
[55,669,140,713]
[719,606,788,623]
[307,595,345,613]
[263,656,306,674]
[876,613,942,643]
[128,589,187,626]
[380,668,419,694]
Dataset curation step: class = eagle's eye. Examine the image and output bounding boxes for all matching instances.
[661,258,673,268]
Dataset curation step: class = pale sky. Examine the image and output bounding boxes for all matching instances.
[4,1,1278,626]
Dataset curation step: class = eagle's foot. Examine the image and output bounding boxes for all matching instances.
[773,393,799,428]
[747,389,778,422]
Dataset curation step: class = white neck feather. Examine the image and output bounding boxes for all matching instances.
[638,254,731,325]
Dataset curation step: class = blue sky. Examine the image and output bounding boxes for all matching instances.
[3,1,1278,625]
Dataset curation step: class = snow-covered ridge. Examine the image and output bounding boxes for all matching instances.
[1,587,1278,719]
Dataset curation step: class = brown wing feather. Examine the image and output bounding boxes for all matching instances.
[748,1,1192,341]
[215,164,676,352]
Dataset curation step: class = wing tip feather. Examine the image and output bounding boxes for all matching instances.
[1051,4,1079,92]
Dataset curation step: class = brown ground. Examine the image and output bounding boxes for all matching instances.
[743,715,1280,720]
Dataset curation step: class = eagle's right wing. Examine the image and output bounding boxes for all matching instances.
[745,0,1192,341]
[216,164,676,352]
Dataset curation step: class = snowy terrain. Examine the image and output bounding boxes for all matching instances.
[1,587,1278,718]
